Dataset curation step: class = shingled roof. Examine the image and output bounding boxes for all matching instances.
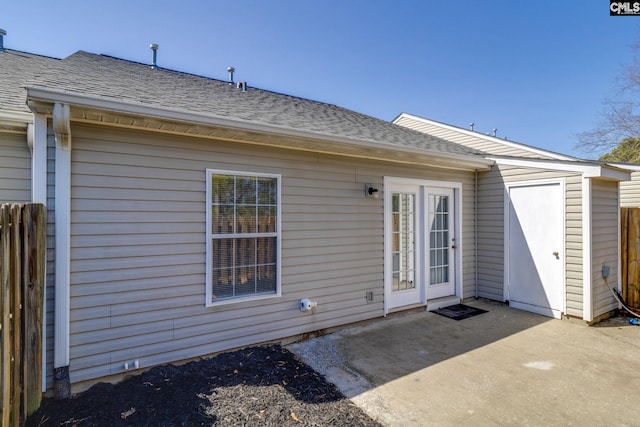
[1,49,485,158]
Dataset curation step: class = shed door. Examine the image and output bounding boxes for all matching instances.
[506,181,564,318]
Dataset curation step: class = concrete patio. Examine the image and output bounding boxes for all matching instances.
[287,300,640,426]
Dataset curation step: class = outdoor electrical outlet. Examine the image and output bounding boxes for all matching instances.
[602,265,610,279]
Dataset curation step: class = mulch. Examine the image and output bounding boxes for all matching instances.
[26,345,382,427]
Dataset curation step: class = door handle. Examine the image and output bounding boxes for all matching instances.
[452,245,457,249]
[553,251,559,258]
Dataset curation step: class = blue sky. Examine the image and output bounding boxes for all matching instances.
[3,1,638,158]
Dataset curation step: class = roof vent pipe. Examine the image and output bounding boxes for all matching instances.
[469,122,474,131]
[0,29,6,52]
[149,43,159,69]
[492,128,497,137]
[227,66,235,84]
[237,81,247,92]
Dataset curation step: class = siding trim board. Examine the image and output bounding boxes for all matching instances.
[582,178,593,322]
[53,103,72,394]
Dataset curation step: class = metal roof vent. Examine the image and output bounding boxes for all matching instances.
[469,122,474,131]
[492,128,497,137]
[227,66,235,84]
[149,43,159,69]
[0,29,6,52]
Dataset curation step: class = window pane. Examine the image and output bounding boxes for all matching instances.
[236,176,257,204]
[257,237,277,265]
[258,206,276,233]
[234,266,256,295]
[212,239,233,270]
[256,265,275,293]
[211,175,235,205]
[235,238,256,267]
[236,206,257,233]
[257,237,277,294]
[212,268,234,299]
[212,205,234,234]
[258,177,277,204]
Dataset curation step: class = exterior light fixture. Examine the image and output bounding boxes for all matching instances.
[365,184,379,199]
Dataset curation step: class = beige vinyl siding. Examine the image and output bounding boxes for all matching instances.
[394,116,556,159]
[66,124,476,384]
[565,176,583,317]
[476,168,504,300]
[476,164,583,314]
[591,179,619,318]
[0,132,31,202]
[620,171,640,207]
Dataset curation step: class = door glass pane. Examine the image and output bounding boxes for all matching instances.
[429,194,450,285]
[392,193,416,292]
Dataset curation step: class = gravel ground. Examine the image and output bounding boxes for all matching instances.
[26,345,381,427]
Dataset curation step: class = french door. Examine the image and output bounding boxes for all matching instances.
[385,179,459,312]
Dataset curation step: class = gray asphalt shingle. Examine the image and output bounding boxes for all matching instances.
[1,49,484,157]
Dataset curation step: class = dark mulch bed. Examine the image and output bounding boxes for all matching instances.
[26,345,381,427]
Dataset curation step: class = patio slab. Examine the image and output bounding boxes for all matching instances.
[287,300,640,426]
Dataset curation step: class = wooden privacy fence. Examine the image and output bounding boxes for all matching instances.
[621,207,640,309]
[0,204,46,427]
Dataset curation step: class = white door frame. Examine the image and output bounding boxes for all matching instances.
[384,177,463,315]
[503,178,566,317]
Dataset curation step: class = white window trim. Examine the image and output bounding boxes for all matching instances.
[205,168,282,307]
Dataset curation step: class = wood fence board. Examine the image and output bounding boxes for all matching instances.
[621,207,640,309]
[23,204,44,415]
[10,204,21,425]
[1,205,11,427]
[0,203,45,425]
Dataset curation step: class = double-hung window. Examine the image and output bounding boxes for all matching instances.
[206,169,281,306]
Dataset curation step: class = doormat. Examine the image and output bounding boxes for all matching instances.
[432,304,488,321]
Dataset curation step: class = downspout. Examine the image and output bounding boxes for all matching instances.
[53,103,71,398]
[474,170,478,299]
[28,113,48,392]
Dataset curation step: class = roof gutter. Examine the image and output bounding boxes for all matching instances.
[0,110,33,128]
[25,86,494,171]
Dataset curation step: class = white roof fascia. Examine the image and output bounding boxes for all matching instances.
[607,162,640,172]
[26,87,494,170]
[490,157,631,181]
[0,110,33,127]
[394,113,577,161]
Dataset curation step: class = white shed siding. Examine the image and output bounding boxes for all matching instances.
[620,171,640,207]
[476,164,583,314]
[591,179,619,318]
[394,116,555,159]
[65,124,476,384]
[0,132,31,202]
